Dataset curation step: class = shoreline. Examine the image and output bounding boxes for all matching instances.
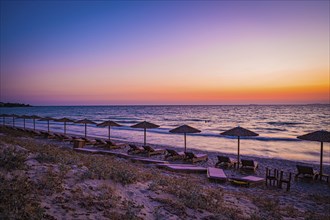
[1,123,329,166]
[2,124,330,169]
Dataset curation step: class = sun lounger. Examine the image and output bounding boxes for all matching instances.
[157,164,207,173]
[130,157,169,164]
[165,149,185,160]
[241,159,258,171]
[40,131,56,139]
[295,165,319,180]
[94,138,107,146]
[127,144,145,154]
[215,156,237,168]
[105,140,126,149]
[53,133,71,141]
[207,167,227,182]
[184,152,208,163]
[230,175,264,187]
[143,145,165,156]
[81,137,96,145]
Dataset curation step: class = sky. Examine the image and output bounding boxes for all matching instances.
[1,1,329,105]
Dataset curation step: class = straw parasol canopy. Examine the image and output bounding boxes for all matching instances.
[131,121,159,146]
[75,119,96,137]
[55,117,75,134]
[169,124,201,153]
[97,120,121,140]
[39,117,55,132]
[220,126,259,163]
[18,115,30,129]
[8,114,19,127]
[0,114,9,125]
[297,130,330,176]
[29,115,41,130]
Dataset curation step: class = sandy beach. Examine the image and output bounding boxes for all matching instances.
[1,126,329,219]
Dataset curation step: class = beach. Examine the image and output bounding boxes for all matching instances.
[1,126,329,219]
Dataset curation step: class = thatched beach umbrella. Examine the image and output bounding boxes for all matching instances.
[39,117,55,132]
[297,130,330,177]
[0,114,9,125]
[29,115,41,130]
[220,126,259,163]
[97,120,121,140]
[55,117,75,134]
[18,115,30,129]
[75,119,96,137]
[169,124,201,153]
[131,121,159,146]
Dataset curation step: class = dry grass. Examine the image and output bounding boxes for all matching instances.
[0,174,45,219]
[0,144,27,171]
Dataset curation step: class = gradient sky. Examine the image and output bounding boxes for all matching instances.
[1,1,329,105]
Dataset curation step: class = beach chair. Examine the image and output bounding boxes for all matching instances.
[265,167,279,187]
[295,165,318,180]
[278,171,292,191]
[143,145,165,157]
[215,156,236,168]
[207,167,227,182]
[230,175,264,187]
[40,131,56,139]
[104,140,126,149]
[241,159,258,171]
[54,133,64,140]
[94,138,107,146]
[165,149,185,160]
[127,144,145,154]
[184,152,208,163]
[81,137,96,145]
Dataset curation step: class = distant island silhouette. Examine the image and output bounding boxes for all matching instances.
[0,102,32,107]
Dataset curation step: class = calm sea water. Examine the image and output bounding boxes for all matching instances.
[1,105,329,164]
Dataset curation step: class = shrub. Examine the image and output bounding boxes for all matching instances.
[0,174,44,219]
[0,145,27,171]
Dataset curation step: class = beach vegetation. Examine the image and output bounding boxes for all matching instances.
[0,144,27,171]
[0,174,45,219]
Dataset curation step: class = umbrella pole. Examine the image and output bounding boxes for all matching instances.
[48,121,50,132]
[320,142,323,177]
[144,128,146,146]
[85,124,87,137]
[108,126,111,140]
[237,136,240,165]
[184,133,187,153]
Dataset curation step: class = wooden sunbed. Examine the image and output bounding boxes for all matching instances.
[105,140,126,149]
[184,152,208,163]
[127,144,145,154]
[165,149,185,160]
[230,175,264,187]
[295,165,319,180]
[143,146,165,157]
[241,159,258,171]
[215,156,237,168]
[157,164,207,173]
[207,167,227,182]
[130,157,169,164]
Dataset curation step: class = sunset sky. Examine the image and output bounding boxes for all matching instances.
[1,1,329,105]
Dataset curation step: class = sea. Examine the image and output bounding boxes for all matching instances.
[1,105,329,165]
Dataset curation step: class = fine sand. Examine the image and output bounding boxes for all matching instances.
[1,126,329,219]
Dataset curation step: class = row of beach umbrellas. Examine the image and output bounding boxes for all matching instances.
[0,114,329,176]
